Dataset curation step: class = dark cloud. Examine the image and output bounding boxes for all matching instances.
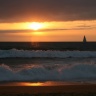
[0,0,96,22]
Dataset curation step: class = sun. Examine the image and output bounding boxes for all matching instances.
[29,22,43,30]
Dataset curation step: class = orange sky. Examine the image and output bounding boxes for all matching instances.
[0,20,96,42]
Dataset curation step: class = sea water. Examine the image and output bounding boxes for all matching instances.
[0,42,96,86]
[0,49,96,85]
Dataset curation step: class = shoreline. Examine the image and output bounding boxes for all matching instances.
[0,84,96,95]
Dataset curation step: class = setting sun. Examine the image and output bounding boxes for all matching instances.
[29,22,43,30]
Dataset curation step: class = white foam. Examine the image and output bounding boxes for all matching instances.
[0,49,96,58]
[0,63,96,82]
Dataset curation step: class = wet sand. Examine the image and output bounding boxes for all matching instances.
[0,84,96,95]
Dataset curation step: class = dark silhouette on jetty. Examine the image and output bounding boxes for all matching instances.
[0,36,96,51]
[83,36,87,43]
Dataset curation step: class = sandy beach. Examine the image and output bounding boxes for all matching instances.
[0,84,96,95]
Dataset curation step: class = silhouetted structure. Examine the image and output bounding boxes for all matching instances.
[83,36,87,43]
[0,36,96,51]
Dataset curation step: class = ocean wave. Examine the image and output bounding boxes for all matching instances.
[0,49,96,58]
[0,63,96,82]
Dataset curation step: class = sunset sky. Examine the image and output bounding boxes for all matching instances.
[0,0,96,42]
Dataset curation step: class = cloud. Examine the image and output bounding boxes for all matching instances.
[1,26,95,34]
[0,0,96,22]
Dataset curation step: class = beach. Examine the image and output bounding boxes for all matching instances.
[0,0,96,95]
[0,84,96,95]
[0,49,96,96]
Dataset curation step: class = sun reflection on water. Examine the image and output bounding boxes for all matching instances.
[22,82,43,86]
[18,81,76,86]
[0,81,80,86]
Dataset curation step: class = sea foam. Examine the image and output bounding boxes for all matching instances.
[0,49,96,58]
[0,63,96,82]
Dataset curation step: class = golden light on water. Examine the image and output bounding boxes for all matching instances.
[22,82,43,86]
[18,82,74,86]
[0,81,81,86]
[18,82,54,86]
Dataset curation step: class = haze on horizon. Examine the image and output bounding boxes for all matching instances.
[0,0,96,42]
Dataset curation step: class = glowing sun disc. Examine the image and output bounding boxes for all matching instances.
[29,22,43,30]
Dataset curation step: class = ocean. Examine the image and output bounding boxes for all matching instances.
[0,42,96,86]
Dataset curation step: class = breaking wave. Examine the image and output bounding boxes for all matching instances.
[0,49,96,58]
[0,63,96,82]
